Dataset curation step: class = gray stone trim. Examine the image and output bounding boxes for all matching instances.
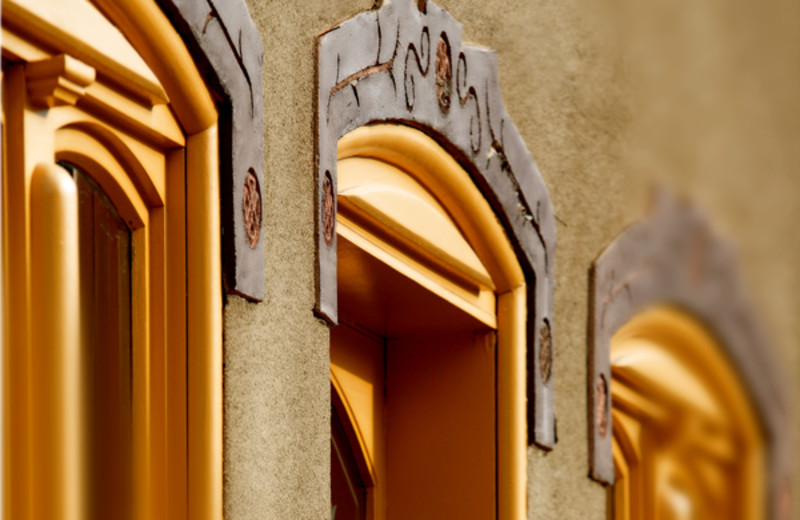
[157,0,265,301]
[317,0,557,448]
[589,190,791,518]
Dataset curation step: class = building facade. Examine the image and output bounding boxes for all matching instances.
[2,0,798,519]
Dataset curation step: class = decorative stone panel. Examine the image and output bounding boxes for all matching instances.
[589,190,791,517]
[317,0,557,448]
[157,0,265,301]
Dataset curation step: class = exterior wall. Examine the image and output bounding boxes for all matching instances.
[226,0,799,518]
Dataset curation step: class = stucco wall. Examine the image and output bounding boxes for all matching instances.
[226,0,799,518]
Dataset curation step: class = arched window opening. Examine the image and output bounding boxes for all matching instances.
[1,0,227,518]
[330,124,526,519]
[589,193,789,518]
[610,307,765,520]
[316,0,558,456]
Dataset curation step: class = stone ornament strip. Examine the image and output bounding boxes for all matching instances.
[157,0,265,301]
[317,0,557,448]
[589,190,791,517]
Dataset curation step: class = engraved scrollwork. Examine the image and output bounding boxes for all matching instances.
[404,26,431,111]
[456,52,481,155]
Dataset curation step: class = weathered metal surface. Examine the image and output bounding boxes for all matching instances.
[317,0,557,448]
[588,189,791,518]
[157,0,265,301]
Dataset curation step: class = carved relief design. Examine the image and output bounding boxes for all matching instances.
[435,35,451,113]
[318,0,557,448]
[403,27,431,111]
[539,319,552,384]
[588,189,790,516]
[595,374,608,438]
[322,171,336,247]
[242,170,262,248]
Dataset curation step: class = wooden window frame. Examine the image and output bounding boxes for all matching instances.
[609,306,765,520]
[332,124,527,518]
[588,191,791,518]
[2,1,222,519]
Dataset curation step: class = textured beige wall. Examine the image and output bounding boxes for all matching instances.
[224,2,372,519]
[227,0,799,518]
[439,0,800,518]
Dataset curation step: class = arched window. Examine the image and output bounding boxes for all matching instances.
[589,192,790,519]
[610,306,764,519]
[317,2,558,517]
[0,0,264,517]
[330,124,526,518]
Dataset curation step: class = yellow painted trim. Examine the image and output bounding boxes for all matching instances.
[80,85,185,149]
[29,163,82,520]
[54,128,150,228]
[610,306,765,520]
[131,225,153,520]
[1,82,6,520]
[2,0,168,105]
[57,117,168,204]
[337,216,497,329]
[497,285,527,520]
[1,26,185,150]
[148,204,168,517]
[338,156,494,289]
[336,124,527,519]
[164,148,188,520]
[338,125,525,293]
[2,65,32,520]
[330,371,377,486]
[186,125,222,520]
[92,0,217,134]
[1,26,51,63]
[3,2,222,517]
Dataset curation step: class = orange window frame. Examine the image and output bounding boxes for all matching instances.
[331,124,528,519]
[1,1,222,519]
[610,306,765,520]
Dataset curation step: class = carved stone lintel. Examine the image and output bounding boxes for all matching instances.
[588,189,791,518]
[317,0,557,449]
[157,0,265,301]
[27,55,95,108]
